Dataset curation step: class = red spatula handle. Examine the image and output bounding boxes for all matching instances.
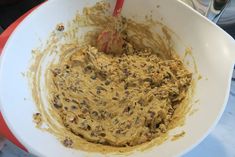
[0,4,43,152]
[113,0,124,16]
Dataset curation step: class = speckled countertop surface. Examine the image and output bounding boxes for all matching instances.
[0,0,235,157]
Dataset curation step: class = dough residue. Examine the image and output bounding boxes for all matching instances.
[48,44,192,147]
[29,1,194,154]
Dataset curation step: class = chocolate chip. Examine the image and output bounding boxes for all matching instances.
[96,86,107,91]
[80,121,90,130]
[144,78,153,83]
[100,133,106,137]
[53,95,63,109]
[91,131,98,137]
[90,74,97,80]
[168,108,174,115]
[125,91,130,95]
[56,24,65,31]
[135,117,141,124]
[132,73,137,78]
[112,97,118,101]
[51,68,61,77]
[82,108,89,114]
[35,113,41,116]
[105,80,111,85]
[91,111,100,119]
[148,111,156,118]
[124,83,128,90]
[96,90,101,94]
[64,98,70,102]
[65,64,70,69]
[84,65,92,73]
[71,99,79,104]
[96,86,106,94]
[123,68,130,77]
[113,118,119,124]
[92,111,98,116]
[116,129,121,134]
[123,106,131,113]
[98,71,107,80]
[64,106,68,110]
[54,102,62,109]
[138,98,145,106]
[115,129,126,135]
[71,105,78,110]
[81,100,87,106]
[63,138,73,147]
[95,125,104,131]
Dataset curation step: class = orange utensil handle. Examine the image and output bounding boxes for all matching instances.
[113,0,124,16]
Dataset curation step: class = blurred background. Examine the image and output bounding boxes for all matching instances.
[0,0,234,38]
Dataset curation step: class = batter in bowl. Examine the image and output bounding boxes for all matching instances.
[48,44,192,147]
[31,2,193,152]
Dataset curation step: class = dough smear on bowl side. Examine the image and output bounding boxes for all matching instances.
[30,1,194,153]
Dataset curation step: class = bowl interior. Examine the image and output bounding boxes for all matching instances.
[0,0,234,157]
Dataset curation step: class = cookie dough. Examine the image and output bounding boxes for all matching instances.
[48,44,192,147]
